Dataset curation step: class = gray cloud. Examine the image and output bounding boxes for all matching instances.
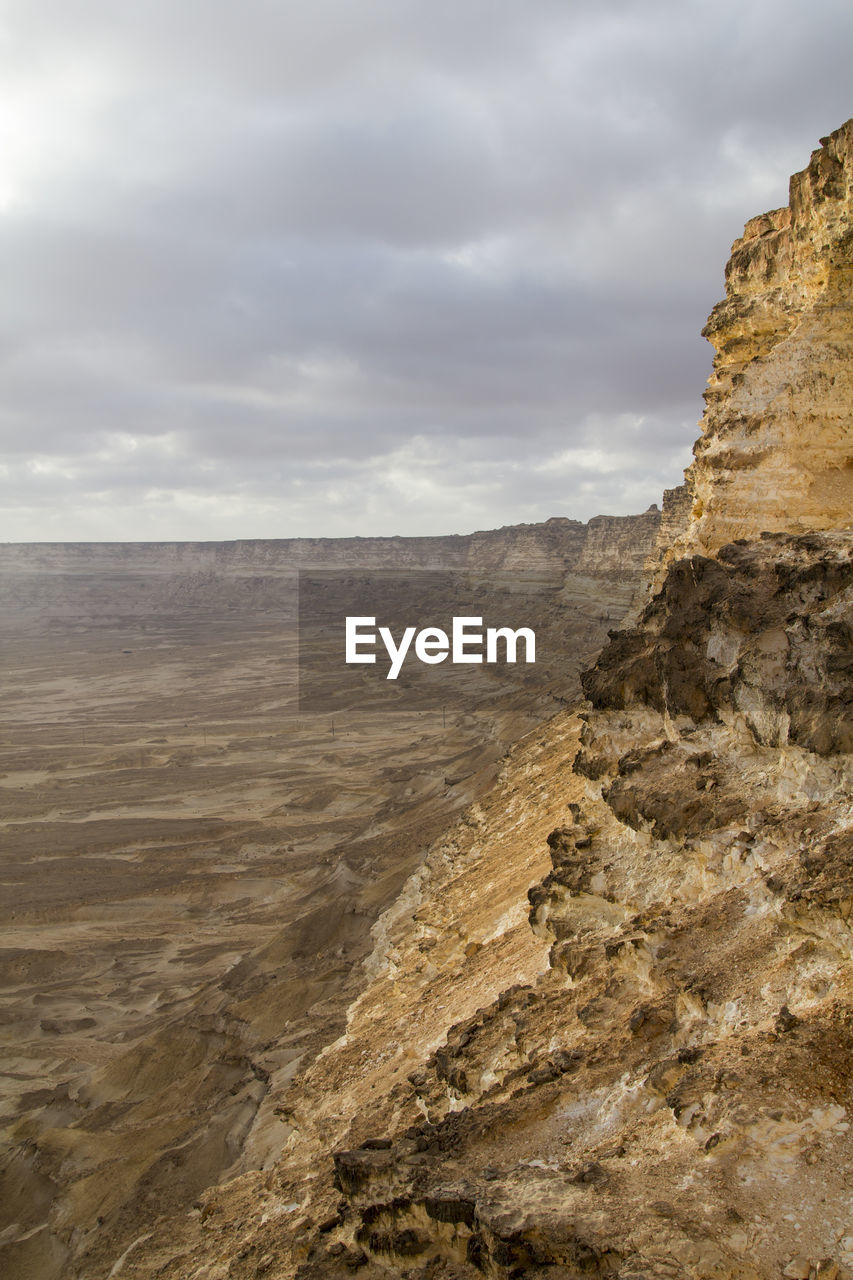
[0,0,851,540]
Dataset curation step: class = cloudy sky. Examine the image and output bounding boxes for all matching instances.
[1,1,851,541]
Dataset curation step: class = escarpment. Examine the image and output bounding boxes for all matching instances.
[10,126,852,1280]
[663,118,853,571]
[0,513,660,573]
[269,534,850,1280]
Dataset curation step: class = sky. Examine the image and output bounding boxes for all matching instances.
[0,1,851,542]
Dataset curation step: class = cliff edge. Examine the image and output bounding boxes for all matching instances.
[666,119,852,569]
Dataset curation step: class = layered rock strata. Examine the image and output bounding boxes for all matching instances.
[0,512,660,612]
[663,118,853,569]
[286,530,852,1280]
[0,514,661,642]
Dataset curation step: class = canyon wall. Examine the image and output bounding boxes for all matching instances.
[0,513,657,581]
[664,120,852,570]
[0,513,659,629]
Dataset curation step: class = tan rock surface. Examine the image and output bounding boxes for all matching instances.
[110,529,853,1280]
[663,118,853,570]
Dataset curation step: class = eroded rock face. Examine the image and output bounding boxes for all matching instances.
[585,533,852,756]
[664,118,853,566]
[277,530,851,1279]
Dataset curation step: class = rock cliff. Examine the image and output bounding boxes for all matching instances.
[7,124,853,1280]
[0,513,658,630]
[0,514,654,586]
[663,119,853,570]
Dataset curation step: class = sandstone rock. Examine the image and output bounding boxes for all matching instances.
[662,118,853,571]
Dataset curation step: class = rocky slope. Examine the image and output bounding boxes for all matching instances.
[661,120,853,570]
[283,525,851,1280]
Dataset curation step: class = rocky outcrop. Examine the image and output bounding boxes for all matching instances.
[584,533,852,756]
[641,484,691,590]
[663,118,852,570]
[575,507,663,576]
